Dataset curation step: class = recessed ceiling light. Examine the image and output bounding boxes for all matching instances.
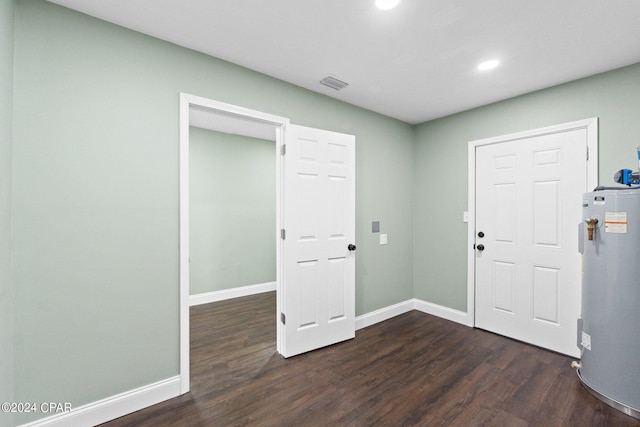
[375,0,400,10]
[477,60,500,71]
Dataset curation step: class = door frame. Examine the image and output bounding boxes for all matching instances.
[179,93,289,394]
[466,118,598,328]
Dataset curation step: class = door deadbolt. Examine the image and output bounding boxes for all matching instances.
[478,231,485,238]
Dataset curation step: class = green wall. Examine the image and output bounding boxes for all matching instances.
[0,0,15,426]
[11,0,414,422]
[413,63,640,311]
[189,127,276,295]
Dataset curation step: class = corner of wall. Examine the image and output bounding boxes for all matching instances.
[0,0,16,425]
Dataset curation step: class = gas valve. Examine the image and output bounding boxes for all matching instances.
[585,218,599,241]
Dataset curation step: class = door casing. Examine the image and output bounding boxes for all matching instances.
[179,93,289,394]
[466,118,598,328]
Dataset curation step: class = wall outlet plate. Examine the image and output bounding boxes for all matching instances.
[380,234,388,245]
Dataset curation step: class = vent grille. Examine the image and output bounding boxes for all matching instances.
[320,75,349,90]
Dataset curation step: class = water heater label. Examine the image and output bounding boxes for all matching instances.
[604,211,627,233]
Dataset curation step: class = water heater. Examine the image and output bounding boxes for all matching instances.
[578,189,640,418]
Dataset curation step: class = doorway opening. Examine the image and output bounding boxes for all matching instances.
[188,124,276,301]
[179,93,289,394]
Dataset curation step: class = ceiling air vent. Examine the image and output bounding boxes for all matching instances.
[320,75,349,90]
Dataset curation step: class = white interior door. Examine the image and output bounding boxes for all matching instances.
[474,128,589,357]
[280,124,356,358]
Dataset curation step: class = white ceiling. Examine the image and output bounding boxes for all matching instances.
[49,0,640,124]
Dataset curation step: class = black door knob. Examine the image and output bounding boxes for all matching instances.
[348,244,357,251]
[476,244,485,251]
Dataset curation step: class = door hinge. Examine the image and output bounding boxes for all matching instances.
[281,144,286,156]
[281,229,286,240]
[280,312,286,325]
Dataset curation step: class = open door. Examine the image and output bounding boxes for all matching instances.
[279,124,356,358]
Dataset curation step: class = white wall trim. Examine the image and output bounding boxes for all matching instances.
[413,298,469,326]
[355,298,470,330]
[189,282,276,306]
[355,299,414,330]
[466,117,599,328]
[18,376,180,427]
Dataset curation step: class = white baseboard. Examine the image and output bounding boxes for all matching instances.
[355,299,414,330]
[413,298,469,326]
[355,298,470,331]
[19,376,181,427]
[189,281,276,306]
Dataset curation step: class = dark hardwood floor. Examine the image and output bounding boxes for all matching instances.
[101,292,640,426]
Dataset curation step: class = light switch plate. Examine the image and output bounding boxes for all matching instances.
[380,234,388,245]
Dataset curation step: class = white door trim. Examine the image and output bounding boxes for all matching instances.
[466,118,598,327]
[179,93,289,394]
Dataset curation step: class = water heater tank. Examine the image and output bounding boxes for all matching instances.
[579,189,640,418]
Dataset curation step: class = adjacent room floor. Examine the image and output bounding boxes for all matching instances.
[101,292,640,426]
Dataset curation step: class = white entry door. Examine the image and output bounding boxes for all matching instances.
[280,124,356,358]
[474,127,591,357]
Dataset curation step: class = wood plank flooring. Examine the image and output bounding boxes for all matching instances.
[101,292,640,426]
